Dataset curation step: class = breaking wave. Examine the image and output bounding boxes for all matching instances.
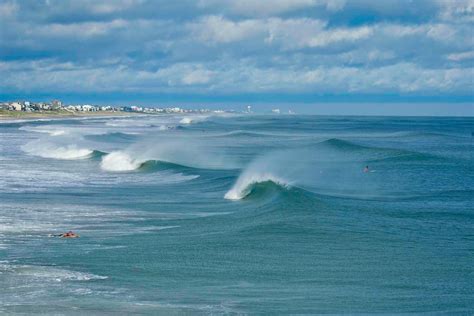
[179,117,193,124]
[99,151,201,172]
[100,151,144,171]
[179,115,209,125]
[224,139,403,201]
[225,172,290,200]
[22,141,94,160]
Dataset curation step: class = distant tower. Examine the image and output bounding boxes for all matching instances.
[247,105,252,113]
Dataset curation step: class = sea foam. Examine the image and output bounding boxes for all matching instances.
[179,117,193,124]
[22,141,93,160]
[100,151,143,171]
[1,263,108,282]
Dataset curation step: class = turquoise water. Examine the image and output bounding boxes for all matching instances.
[0,114,473,314]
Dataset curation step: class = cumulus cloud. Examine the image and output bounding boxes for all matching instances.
[190,15,266,43]
[0,0,473,98]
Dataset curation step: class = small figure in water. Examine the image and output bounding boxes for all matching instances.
[363,165,369,173]
[52,231,79,238]
[62,231,79,238]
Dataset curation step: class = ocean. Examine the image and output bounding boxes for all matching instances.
[0,114,473,314]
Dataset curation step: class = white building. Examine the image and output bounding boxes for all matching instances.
[10,102,22,111]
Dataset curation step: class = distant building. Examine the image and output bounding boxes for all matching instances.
[131,106,143,112]
[51,100,62,109]
[272,109,280,114]
[10,102,22,111]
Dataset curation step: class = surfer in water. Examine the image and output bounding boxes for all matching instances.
[363,165,369,173]
[49,231,79,238]
[61,231,79,238]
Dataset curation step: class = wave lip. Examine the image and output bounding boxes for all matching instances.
[100,151,143,172]
[225,172,289,200]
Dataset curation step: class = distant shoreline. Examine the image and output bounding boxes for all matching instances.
[0,110,144,121]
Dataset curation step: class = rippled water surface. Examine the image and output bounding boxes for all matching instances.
[1,114,473,314]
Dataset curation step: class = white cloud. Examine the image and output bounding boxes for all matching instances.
[191,16,372,49]
[33,19,128,38]
[426,24,456,41]
[447,51,474,61]
[306,26,373,47]
[437,0,474,22]
[181,68,214,85]
[1,0,473,97]
[89,0,143,14]
[2,59,471,95]
[0,1,17,18]
[190,15,265,43]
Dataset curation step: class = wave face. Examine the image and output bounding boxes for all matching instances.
[224,137,453,201]
[225,173,289,200]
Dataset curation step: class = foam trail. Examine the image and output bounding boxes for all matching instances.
[100,151,143,172]
[1,264,108,281]
[20,126,68,136]
[22,141,93,160]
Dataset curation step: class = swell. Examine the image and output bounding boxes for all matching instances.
[84,132,140,142]
[318,138,442,162]
[224,138,452,202]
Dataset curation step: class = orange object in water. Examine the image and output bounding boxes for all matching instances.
[61,231,79,238]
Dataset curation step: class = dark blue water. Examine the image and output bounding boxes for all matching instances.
[1,114,473,314]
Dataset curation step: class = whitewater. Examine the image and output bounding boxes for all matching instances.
[1,114,473,314]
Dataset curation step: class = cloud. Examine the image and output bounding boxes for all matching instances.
[0,1,18,18]
[447,51,474,62]
[198,0,345,17]
[0,0,472,99]
[35,19,129,38]
[190,15,266,43]
[437,0,474,22]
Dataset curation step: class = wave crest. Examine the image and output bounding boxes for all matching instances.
[22,141,93,160]
[225,172,289,200]
[179,117,193,124]
[100,151,144,172]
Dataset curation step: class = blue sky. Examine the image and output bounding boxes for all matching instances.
[0,0,473,113]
